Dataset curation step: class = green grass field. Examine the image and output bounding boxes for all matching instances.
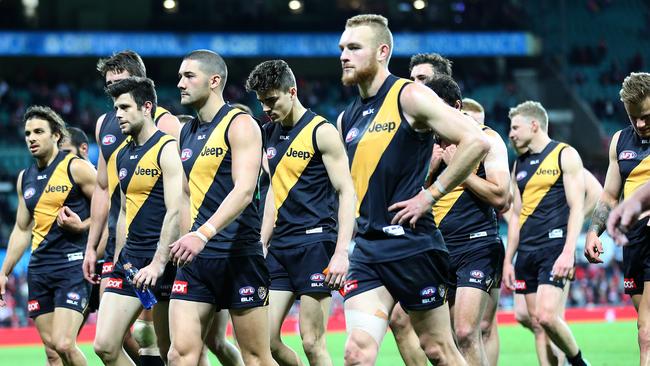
[0,321,637,365]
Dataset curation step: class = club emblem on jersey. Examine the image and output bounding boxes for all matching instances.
[23,187,35,199]
[258,286,267,300]
[181,148,193,162]
[619,150,637,160]
[266,147,277,159]
[516,171,527,181]
[345,128,359,143]
[102,134,117,145]
[118,168,128,180]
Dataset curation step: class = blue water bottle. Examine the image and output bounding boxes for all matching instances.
[123,262,158,310]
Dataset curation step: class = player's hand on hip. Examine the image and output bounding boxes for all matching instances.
[82,249,100,284]
[502,263,516,291]
[584,232,604,264]
[0,274,7,307]
[389,189,434,228]
[57,206,83,233]
[551,251,574,281]
[607,199,642,246]
[132,261,165,290]
[169,232,206,267]
[325,250,349,290]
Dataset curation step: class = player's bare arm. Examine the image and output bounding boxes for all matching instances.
[0,172,34,306]
[585,132,622,262]
[553,146,585,280]
[317,122,356,290]
[157,113,182,141]
[503,167,521,290]
[389,82,489,226]
[260,156,275,251]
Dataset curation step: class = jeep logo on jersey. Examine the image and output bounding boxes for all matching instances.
[239,286,255,296]
[470,270,484,279]
[27,300,40,312]
[345,128,359,143]
[45,184,69,194]
[420,286,436,298]
[516,171,527,181]
[135,167,160,177]
[266,147,277,159]
[619,150,637,160]
[181,148,193,162]
[200,146,225,157]
[172,280,188,294]
[118,168,128,180]
[286,147,311,160]
[23,187,35,200]
[310,273,325,282]
[368,121,396,133]
[102,134,117,145]
[536,168,560,176]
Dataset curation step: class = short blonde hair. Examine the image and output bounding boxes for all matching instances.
[461,98,484,114]
[620,72,650,105]
[508,101,548,131]
[345,14,393,62]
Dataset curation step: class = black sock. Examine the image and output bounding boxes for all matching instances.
[567,350,587,366]
[140,355,164,366]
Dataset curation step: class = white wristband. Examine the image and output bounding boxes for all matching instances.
[192,231,208,244]
[433,180,447,195]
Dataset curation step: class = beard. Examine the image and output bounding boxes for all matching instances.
[341,61,379,87]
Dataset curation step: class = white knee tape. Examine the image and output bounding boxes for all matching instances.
[133,319,158,349]
[344,309,388,346]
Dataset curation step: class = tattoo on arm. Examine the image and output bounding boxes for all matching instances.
[590,200,611,236]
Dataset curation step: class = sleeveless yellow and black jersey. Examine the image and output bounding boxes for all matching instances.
[264,109,336,249]
[180,104,261,258]
[116,130,174,257]
[515,140,569,251]
[431,127,498,254]
[616,126,650,244]
[21,151,90,273]
[340,74,444,263]
[99,107,170,247]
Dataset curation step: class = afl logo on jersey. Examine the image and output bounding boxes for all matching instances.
[516,171,527,181]
[345,128,359,143]
[23,187,35,200]
[619,150,637,160]
[102,134,117,146]
[266,147,277,160]
[118,168,128,180]
[181,148,193,162]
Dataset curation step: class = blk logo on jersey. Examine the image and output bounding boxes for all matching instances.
[23,187,35,200]
[619,150,638,160]
[45,185,69,194]
[181,149,193,162]
[345,128,359,143]
[266,147,277,159]
[239,286,255,303]
[285,148,311,160]
[310,273,325,287]
[469,270,484,284]
[27,300,40,312]
[171,280,188,294]
[368,121,396,133]
[119,168,128,180]
[102,134,117,145]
